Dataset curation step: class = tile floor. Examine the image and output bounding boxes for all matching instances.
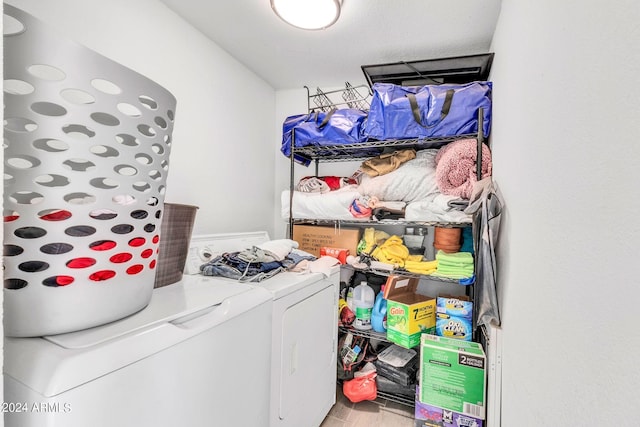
[321,385,415,427]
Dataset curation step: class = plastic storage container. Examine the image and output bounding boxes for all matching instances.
[3,5,177,337]
[352,281,375,330]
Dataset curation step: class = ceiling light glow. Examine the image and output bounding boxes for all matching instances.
[271,0,341,30]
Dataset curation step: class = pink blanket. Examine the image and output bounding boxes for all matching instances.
[435,139,492,199]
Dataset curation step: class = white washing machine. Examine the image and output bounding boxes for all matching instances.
[186,232,340,427]
[3,275,273,427]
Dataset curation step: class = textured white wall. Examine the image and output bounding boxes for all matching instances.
[490,1,640,424]
[273,88,306,239]
[6,0,277,236]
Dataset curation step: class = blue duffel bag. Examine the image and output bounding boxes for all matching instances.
[281,108,368,166]
[364,81,492,140]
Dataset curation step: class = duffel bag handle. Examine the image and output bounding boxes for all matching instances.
[406,89,454,128]
[317,108,337,129]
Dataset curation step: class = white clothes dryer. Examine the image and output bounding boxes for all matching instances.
[187,232,340,427]
[4,276,273,427]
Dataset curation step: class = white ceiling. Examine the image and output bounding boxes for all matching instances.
[160,0,501,90]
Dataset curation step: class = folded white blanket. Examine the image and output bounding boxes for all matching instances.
[281,188,363,220]
[405,194,472,223]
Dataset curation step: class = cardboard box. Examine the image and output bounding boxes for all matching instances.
[415,400,484,427]
[419,335,486,420]
[292,225,360,258]
[435,314,473,341]
[436,296,473,341]
[383,275,436,349]
[436,296,473,320]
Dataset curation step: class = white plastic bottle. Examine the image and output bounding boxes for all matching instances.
[352,281,375,330]
[346,286,354,311]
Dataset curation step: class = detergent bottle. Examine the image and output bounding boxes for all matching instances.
[371,285,387,333]
[352,281,375,330]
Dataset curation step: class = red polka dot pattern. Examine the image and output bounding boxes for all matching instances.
[126,264,143,275]
[109,253,133,263]
[89,240,117,251]
[89,270,116,281]
[128,237,145,247]
[66,257,97,268]
[56,276,75,286]
[39,210,72,221]
[41,276,75,287]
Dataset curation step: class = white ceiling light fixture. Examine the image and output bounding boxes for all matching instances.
[271,0,341,30]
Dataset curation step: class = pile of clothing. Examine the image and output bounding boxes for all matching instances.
[349,227,475,278]
[353,228,438,275]
[296,175,356,193]
[199,239,313,282]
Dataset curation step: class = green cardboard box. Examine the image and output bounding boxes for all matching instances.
[419,334,486,420]
[383,275,436,349]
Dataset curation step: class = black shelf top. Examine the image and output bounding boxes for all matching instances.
[292,134,480,163]
[293,218,472,229]
[361,53,495,88]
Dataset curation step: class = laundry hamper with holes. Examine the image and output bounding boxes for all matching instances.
[3,5,178,337]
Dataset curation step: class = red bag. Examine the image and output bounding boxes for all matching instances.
[342,371,377,403]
